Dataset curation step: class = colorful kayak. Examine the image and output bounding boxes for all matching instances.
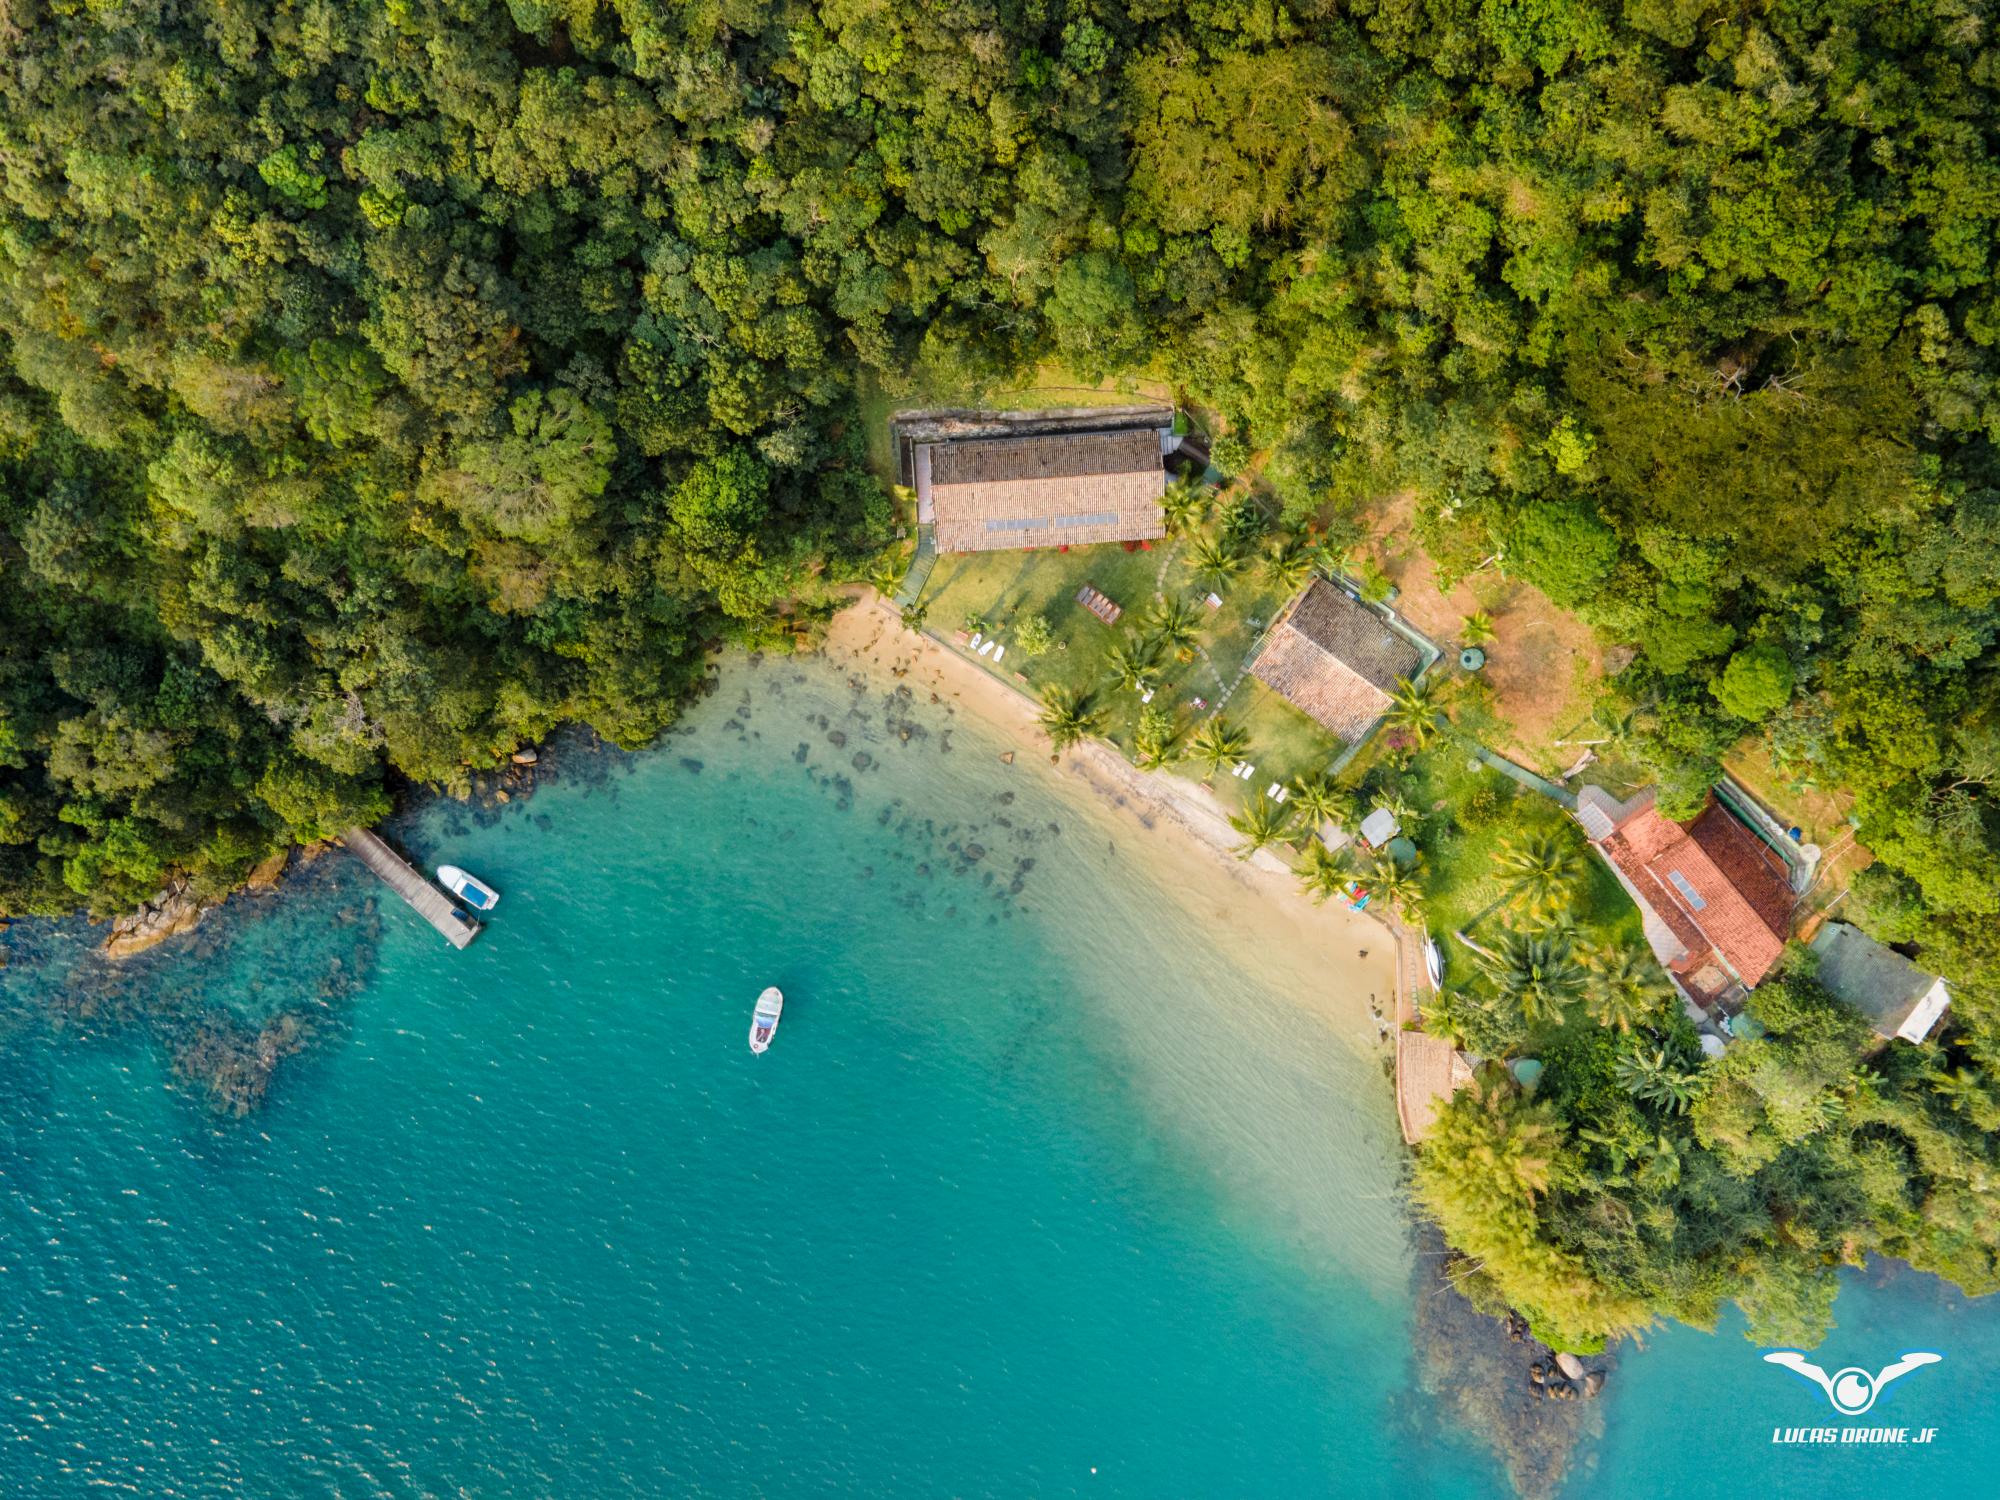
[749,986,784,1054]
[436,864,499,912]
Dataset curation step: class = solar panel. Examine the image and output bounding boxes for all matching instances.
[1666,869,1706,910]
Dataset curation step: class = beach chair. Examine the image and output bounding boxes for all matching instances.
[1266,782,1283,799]
[992,645,1005,662]
[1139,688,1154,704]
[969,632,983,650]
[977,640,996,658]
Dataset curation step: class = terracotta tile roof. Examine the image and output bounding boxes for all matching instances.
[924,429,1166,553]
[1594,793,1791,988]
[1250,580,1423,743]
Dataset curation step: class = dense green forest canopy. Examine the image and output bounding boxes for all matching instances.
[6,0,2000,1347]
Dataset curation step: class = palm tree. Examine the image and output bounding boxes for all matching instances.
[1367,853,1427,925]
[1161,476,1213,536]
[1615,1046,1701,1114]
[1460,610,1497,648]
[1476,930,1585,1027]
[1184,531,1246,593]
[1133,705,1183,770]
[1186,718,1250,781]
[1491,829,1583,926]
[1229,796,1294,860]
[867,556,908,596]
[1148,595,1202,662]
[1037,685,1105,759]
[1384,676,1442,749]
[1262,535,1317,594]
[1583,946,1670,1033]
[1295,840,1356,903]
[1103,632,1163,694]
[1287,774,1359,833]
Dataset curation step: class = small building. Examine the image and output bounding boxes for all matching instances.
[1250,578,1425,743]
[1810,921,1951,1043]
[1397,1029,1475,1144]
[1358,806,1401,848]
[1577,786,1795,1009]
[915,426,1170,554]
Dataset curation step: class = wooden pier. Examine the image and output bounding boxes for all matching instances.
[341,827,481,949]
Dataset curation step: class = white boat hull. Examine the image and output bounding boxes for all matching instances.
[436,864,499,912]
[749,986,784,1054]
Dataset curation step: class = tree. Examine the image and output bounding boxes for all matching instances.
[1229,796,1294,859]
[1184,532,1246,593]
[1161,479,1213,537]
[1460,610,1497,648]
[1038,686,1106,759]
[1491,830,1584,926]
[1288,773,1358,832]
[1133,704,1181,769]
[1186,718,1250,782]
[1583,946,1671,1033]
[1384,676,1443,749]
[1147,595,1202,661]
[1616,1046,1702,1115]
[1368,852,1427,924]
[1296,840,1355,903]
[1263,535,1318,593]
[1015,615,1055,658]
[1103,632,1163,694]
[1477,931,1586,1027]
[1713,643,1795,721]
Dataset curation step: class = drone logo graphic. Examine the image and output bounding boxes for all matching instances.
[1763,1351,1943,1415]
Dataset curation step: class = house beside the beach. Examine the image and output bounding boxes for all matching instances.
[1577,786,1795,1010]
[1809,921,1951,1044]
[914,425,1172,554]
[1250,578,1425,744]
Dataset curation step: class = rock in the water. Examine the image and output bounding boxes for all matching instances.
[1583,1370,1606,1397]
[999,751,1015,765]
[245,849,289,890]
[1554,1352,1585,1381]
[1528,1363,1546,1385]
[511,747,539,765]
[103,880,208,959]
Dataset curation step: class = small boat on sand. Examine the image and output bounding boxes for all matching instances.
[749,986,784,1054]
[1424,937,1444,989]
[436,865,499,912]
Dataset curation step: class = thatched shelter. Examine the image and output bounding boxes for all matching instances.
[1397,1029,1474,1143]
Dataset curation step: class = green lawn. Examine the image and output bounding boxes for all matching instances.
[914,541,1346,801]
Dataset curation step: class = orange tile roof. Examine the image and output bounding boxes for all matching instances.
[1597,794,1790,987]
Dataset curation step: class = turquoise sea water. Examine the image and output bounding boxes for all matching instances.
[2,651,1996,1498]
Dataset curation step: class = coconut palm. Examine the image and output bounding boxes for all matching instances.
[1491,829,1583,925]
[1287,774,1359,834]
[1262,535,1318,593]
[1148,594,1202,662]
[1184,531,1246,593]
[1384,676,1442,749]
[1161,476,1213,536]
[1133,705,1183,770]
[1186,718,1250,782]
[1615,1046,1701,1114]
[1460,610,1497,648]
[867,556,908,596]
[1295,840,1356,903]
[1103,632,1163,694]
[1229,796,1294,860]
[1476,930,1586,1027]
[1037,685,1105,758]
[1367,852,1428,924]
[1583,945,1670,1033]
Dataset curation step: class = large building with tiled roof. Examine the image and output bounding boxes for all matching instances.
[915,426,1171,554]
[1577,786,1796,1008]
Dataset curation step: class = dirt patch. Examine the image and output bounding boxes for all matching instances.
[1360,491,1603,770]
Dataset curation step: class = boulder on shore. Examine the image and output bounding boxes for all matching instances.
[103,880,208,959]
[511,747,539,765]
[245,849,289,890]
[1554,1352,1585,1381]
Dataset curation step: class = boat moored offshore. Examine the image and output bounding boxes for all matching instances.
[749,987,784,1054]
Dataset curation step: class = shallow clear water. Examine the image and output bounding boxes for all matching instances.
[4,652,1996,1499]
[0,655,1496,1497]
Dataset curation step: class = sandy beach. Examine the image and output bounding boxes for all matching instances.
[820,594,1402,1049]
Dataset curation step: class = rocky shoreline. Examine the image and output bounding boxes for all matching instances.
[1409,1220,1615,1499]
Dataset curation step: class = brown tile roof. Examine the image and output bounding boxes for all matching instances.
[1250,580,1424,742]
[926,429,1166,553]
[1596,793,1790,988]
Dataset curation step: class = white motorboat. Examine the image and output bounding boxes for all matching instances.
[749,987,784,1054]
[1423,937,1443,989]
[436,864,499,912]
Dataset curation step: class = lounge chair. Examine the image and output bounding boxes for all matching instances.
[969,632,983,650]
[977,640,996,658]
[992,644,1006,662]
[1139,688,1154,704]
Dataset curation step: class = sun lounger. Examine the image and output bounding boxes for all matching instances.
[992,645,1005,662]
[1139,688,1154,703]
[1266,783,1283,798]
[977,640,996,658]
[969,632,983,650]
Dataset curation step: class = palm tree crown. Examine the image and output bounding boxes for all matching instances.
[1583,945,1670,1032]
[1493,829,1583,924]
[1229,796,1294,860]
[1295,840,1355,903]
[1037,685,1105,757]
[1186,718,1250,780]
[1477,930,1586,1027]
